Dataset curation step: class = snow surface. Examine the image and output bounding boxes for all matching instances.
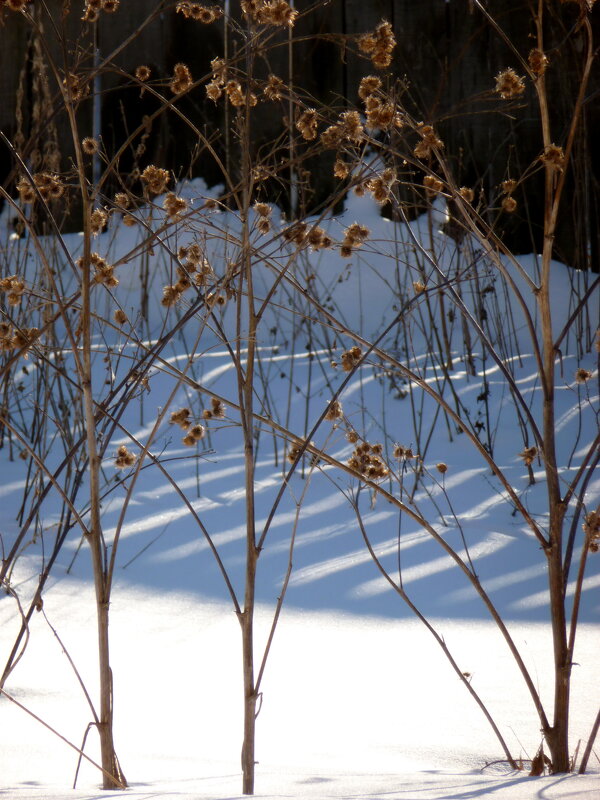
[0,180,598,799]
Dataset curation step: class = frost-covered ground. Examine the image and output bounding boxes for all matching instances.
[0,181,598,798]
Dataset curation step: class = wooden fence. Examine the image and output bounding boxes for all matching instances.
[0,1,598,269]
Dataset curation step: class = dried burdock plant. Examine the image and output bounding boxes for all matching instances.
[296,109,318,141]
[62,71,89,101]
[17,172,64,203]
[82,137,99,155]
[574,368,592,384]
[135,65,151,82]
[423,174,443,196]
[115,445,136,469]
[458,186,475,203]
[347,441,389,481]
[501,196,518,213]
[202,397,226,419]
[333,159,350,179]
[519,446,538,466]
[357,20,396,69]
[528,48,549,76]
[176,2,223,23]
[324,399,343,421]
[358,75,382,100]
[113,309,128,325]
[182,423,206,446]
[241,0,298,27]
[540,144,566,172]
[170,62,193,94]
[140,165,170,195]
[414,123,444,159]
[2,0,31,12]
[340,345,362,372]
[90,208,108,235]
[264,74,285,100]
[584,512,600,552]
[393,444,416,460]
[163,192,188,218]
[170,408,192,429]
[287,437,314,463]
[494,68,526,99]
[0,275,27,306]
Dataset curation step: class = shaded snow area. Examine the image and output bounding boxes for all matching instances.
[0,179,598,799]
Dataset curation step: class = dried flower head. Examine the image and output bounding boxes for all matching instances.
[63,72,89,101]
[540,144,566,172]
[458,187,475,203]
[182,423,205,446]
[114,192,130,208]
[203,397,225,419]
[114,309,128,325]
[307,226,332,250]
[170,408,192,429]
[324,399,343,421]
[82,137,99,155]
[495,68,526,100]
[341,345,362,372]
[176,2,223,22]
[115,444,136,469]
[583,510,600,552]
[320,124,343,149]
[339,110,364,143]
[359,75,382,100]
[393,444,415,459]
[424,174,443,195]
[366,99,396,130]
[141,165,170,195]
[296,109,318,141]
[163,192,188,218]
[170,63,193,94]
[413,123,444,160]
[366,174,394,204]
[333,159,350,180]
[90,208,108,235]
[82,0,102,21]
[17,172,64,204]
[358,21,396,70]
[161,285,183,307]
[343,223,370,247]
[436,462,448,474]
[264,74,285,101]
[501,196,517,213]
[254,202,271,218]
[528,48,549,76]
[283,221,308,247]
[575,368,592,384]
[135,65,151,82]
[519,446,537,466]
[242,0,298,26]
[3,0,31,11]
[502,179,517,195]
[0,275,26,305]
[347,440,389,481]
[413,280,426,294]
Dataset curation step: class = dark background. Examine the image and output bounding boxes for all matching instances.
[1,0,598,270]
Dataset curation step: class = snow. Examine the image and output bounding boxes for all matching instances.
[0,179,598,799]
